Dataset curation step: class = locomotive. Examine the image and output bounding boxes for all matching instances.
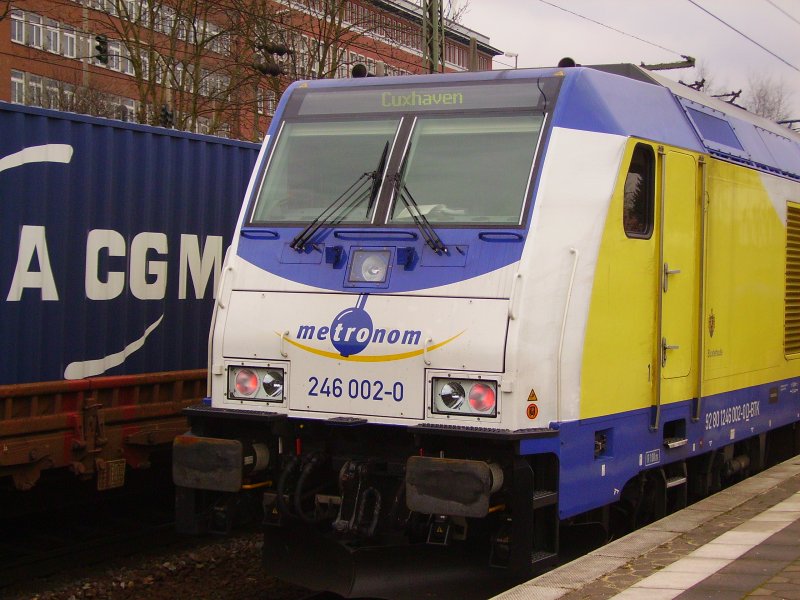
[173,64,800,598]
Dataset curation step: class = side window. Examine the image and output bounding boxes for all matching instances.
[623,144,655,239]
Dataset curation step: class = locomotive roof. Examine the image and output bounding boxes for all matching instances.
[561,64,800,181]
[280,65,800,180]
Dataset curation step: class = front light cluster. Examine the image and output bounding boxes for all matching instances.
[228,365,286,402]
[432,377,498,417]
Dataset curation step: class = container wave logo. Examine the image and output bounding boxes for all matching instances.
[279,295,462,362]
[2,144,164,380]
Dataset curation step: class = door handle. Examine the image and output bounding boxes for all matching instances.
[662,337,680,367]
[663,263,681,293]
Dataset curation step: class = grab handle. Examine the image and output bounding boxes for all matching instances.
[280,330,290,358]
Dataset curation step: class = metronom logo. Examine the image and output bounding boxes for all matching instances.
[297,295,420,357]
[281,295,462,362]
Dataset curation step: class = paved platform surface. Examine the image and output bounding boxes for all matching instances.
[496,456,800,600]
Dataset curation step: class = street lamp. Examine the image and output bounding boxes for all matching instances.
[504,51,518,69]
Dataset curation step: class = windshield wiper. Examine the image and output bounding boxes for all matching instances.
[366,141,390,215]
[290,141,390,252]
[393,146,448,255]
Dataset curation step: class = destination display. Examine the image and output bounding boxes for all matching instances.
[292,79,560,116]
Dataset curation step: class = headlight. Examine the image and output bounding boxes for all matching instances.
[347,249,391,285]
[262,369,284,399]
[228,365,287,402]
[432,377,498,417]
[439,382,466,409]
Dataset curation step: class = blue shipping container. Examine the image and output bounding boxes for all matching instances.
[0,102,260,386]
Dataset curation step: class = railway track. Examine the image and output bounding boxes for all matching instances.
[3,449,794,600]
[0,477,309,599]
[0,482,181,590]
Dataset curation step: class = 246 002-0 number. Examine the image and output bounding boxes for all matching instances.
[308,376,404,402]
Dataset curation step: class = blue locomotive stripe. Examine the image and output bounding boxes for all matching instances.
[519,377,800,520]
[236,227,526,293]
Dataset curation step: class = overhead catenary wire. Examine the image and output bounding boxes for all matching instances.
[687,0,799,73]
[535,0,686,59]
[764,0,800,27]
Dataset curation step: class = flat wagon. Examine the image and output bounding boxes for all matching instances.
[0,102,259,495]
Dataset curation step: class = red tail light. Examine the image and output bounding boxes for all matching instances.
[469,383,496,413]
[235,369,259,396]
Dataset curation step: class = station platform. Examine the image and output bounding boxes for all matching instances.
[497,456,800,600]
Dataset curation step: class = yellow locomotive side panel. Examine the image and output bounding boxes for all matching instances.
[581,142,798,421]
[702,159,788,394]
[580,139,661,420]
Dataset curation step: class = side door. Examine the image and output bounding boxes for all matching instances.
[659,149,699,382]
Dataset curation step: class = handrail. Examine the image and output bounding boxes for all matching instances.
[652,146,667,432]
[693,156,708,421]
[557,247,579,421]
[508,272,522,320]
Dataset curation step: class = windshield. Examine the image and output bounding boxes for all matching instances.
[390,115,544,225]
[251,119,399,223]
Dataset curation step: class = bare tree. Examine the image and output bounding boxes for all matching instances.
[41,0,265,137]
[681,62,794,123]
[744,73,794,122]
[235,0,421,81]
[443,0,470,23]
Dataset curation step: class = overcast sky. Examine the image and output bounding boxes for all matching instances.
[459,0,800,123]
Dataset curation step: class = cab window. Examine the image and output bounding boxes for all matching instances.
[623,144,655,239]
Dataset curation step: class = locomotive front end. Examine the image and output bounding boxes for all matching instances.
[174,71,563,598]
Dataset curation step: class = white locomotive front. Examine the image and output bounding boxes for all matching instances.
[175,72,561,598]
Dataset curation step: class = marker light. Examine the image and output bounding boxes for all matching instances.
[347,249,391,285]
[469,383,496,413]
[432,377,498,418]
[235,369,259,396]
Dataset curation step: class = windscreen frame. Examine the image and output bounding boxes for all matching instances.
[244,77,562,230]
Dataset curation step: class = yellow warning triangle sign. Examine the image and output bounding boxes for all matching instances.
[528,389,538,402]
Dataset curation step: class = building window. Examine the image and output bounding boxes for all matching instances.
[623,143,655,239]
[27,74,43,106]
[26,14,43,48]
[263,90,276,116]
[11,70,25,104]
[140,50,150,77]
[62,27,76,58]
[176,17,187,41]
[123,45,136,75]
[122,98,136,122]
[11,11,25,44]
[44,79,60,109]
[174,62,185,88]
[44,19,61,54]
[108,41,121,71]
[121,0,137,21]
